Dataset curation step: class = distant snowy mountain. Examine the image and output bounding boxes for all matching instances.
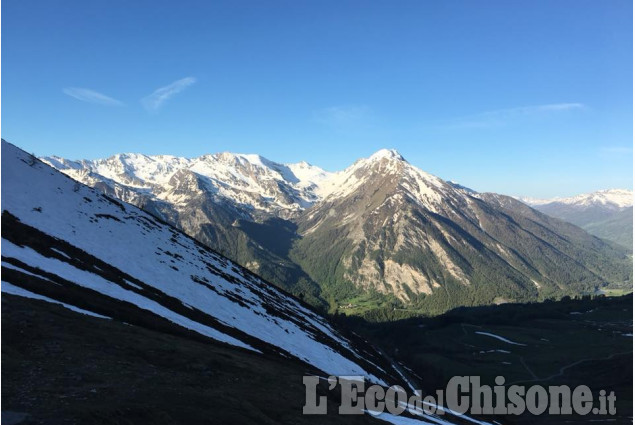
[518,189,633,249]
[520,189,633,209]
[43,151,333,217]
[41,147,633,315]
[515,196,553,206]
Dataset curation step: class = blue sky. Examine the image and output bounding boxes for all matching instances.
[2,0,632,197]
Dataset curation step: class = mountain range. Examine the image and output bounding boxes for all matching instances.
[519,189,633,250]
[9,140,475,423]
[17,140,630,423]
[41,147,632,317]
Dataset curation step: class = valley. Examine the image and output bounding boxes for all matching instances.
[340,294,633,424]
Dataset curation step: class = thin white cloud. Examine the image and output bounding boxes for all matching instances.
[453,103,585,128]
[313,104,371,127]
[141,77,197,112]
[530,103,585,112]
[63,88,124,106]
[601,146,633,154]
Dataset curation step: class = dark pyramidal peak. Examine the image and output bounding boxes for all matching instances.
[39,144,632,316]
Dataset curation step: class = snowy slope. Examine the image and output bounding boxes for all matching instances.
[2,141,392,383]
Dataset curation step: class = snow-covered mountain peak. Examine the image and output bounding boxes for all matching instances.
[310,148,450,213]
[113,152,152,162]
[520,189,633,209]
[285,161,332,187]
[568,189,633,208]
[515,196,552,206]
[211,151,270,167]
[368,148,406,162]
